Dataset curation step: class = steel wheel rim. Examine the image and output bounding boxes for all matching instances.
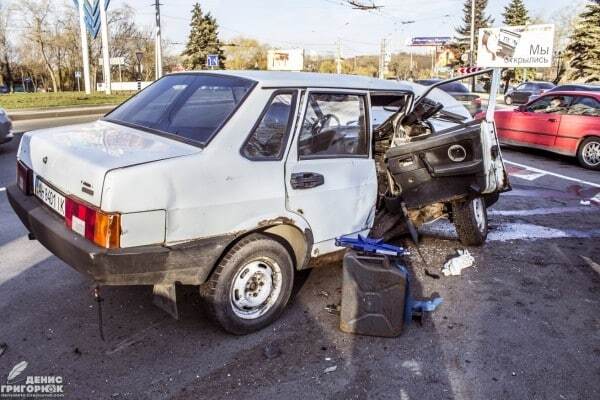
[472,197,486,233]
[230,258,282,320]
[582,141,600,166]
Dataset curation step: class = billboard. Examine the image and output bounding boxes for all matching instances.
[267,49,304,71]
[477,24,555,68]
[410,37,453,47]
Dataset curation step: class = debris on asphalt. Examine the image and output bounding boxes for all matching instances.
[324,365,337,373]
[325,304,341,315]
[263,343,281,360]
[73,347,82,356]
[580,200,591,206]
[318,289,329,298]
[0,343,7,357]
[424,268,441,279]
[442,250,475,276]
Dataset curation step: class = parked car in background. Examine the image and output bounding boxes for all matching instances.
[495,91,600,170]
[415,79,482,116]
[0,108,13,146]
[7,71,508,334]
[528,83,600,102]
[504,81,555,105]
[0,85,9,94]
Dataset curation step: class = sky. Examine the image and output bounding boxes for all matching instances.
[110,0,579,57]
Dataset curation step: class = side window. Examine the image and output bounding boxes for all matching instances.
[516,84,527,91]
[527,95,572,114]
[241,93,295,160]
[298,93,368,158]
[568,97,600,117]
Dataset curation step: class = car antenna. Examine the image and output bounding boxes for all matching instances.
[93,286,105,341]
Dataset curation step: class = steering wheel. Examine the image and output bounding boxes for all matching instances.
[311,113,341,134]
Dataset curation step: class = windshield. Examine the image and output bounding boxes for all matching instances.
[104,74,255,145]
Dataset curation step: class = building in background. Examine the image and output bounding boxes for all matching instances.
[267,49,304,71]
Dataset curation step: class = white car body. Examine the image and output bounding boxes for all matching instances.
[9,71,507,313]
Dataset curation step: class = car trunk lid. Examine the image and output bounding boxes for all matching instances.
[19,120,200,207]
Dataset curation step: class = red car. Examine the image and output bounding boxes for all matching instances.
[495,91,600,170]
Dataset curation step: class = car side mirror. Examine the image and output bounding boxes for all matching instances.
[516,105,527,112]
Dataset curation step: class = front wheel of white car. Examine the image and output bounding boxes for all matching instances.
[452,196,488,246]
[200,233,294,335]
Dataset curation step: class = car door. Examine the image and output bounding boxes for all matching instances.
[511,95,573,146]
[555,95,600,155]
[285,90,377,254]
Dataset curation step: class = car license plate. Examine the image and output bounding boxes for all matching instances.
[34,176,65,217]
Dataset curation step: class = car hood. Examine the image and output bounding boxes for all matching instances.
[18,120,201,207]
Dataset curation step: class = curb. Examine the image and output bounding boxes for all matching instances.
[7,105,116,121]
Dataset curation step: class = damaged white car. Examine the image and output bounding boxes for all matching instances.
[8,71,509,334]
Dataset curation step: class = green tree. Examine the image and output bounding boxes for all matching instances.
[502,0,529,25]
[454,0,494,65]
[565,0,600,83]
[182,3,225,70]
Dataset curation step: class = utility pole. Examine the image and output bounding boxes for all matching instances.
[469,0,476,91]
[335,39,342,74]
[100,0,111,94]
[378,38,387,79]
[154,0,163,79]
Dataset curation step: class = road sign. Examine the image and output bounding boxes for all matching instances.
[410,37,453,47]
[456,66,484,74]
[477,24,555,68]
[206,54,219,67]
[75,71,82,78]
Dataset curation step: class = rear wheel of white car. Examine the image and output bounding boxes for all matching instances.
[577,137,600,170]
[504,95,513,105]
[452,196,488,246]
[200,233,294,335]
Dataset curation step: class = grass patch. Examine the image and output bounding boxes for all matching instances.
[0,91,136,110]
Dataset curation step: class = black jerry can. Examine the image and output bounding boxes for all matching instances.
[340,251,408,337]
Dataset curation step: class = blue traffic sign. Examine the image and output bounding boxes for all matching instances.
[206,54,219,67]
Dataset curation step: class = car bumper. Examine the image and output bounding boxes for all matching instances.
[0,130,13,144]
[6,184,234,286]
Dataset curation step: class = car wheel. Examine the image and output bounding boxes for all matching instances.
[199,233,294,335]
[452,196,488,246]
[577,137,600,170]
[504,95,513,105]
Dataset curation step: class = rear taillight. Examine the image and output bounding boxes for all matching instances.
[65,197,120,248]
[16,161,33,195]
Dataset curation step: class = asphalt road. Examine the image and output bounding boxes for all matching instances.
[0,116,599,400]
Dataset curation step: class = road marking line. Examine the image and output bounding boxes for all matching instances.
[504,160,600,188]
[581,256,600,276]
[0,187,5,192]
[489,206,598,217]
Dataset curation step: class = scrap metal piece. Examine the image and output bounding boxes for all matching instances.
[153,284,179,320]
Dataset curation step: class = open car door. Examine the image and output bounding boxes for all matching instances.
[378,69,510,245]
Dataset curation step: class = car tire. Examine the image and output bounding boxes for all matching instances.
[577,137,600,170]
[504,95,513,105]
[199,233,294,335]
[452,196,488,246]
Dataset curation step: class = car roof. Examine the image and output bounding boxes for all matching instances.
[540,90,600,99]
[172,70,418,92]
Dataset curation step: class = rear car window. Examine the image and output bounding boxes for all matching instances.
[569,97,600,116]
[241,93,295,160]
[105,74,254,145]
